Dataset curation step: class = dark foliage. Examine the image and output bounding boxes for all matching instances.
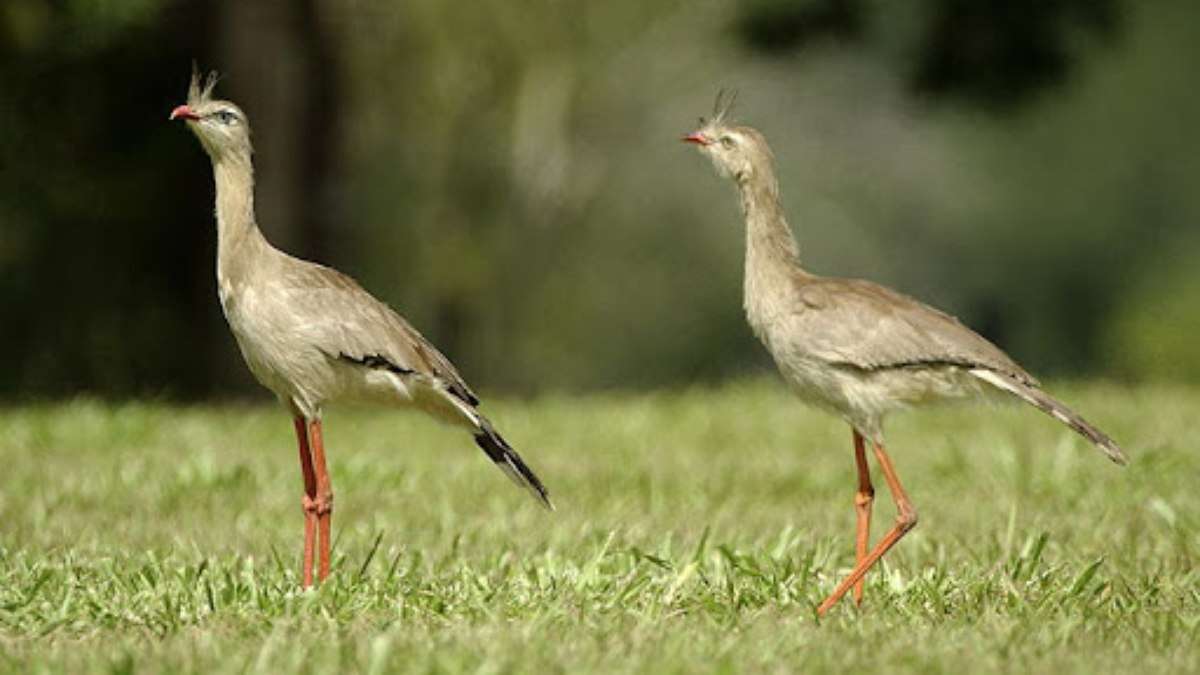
[738,0,1122,109]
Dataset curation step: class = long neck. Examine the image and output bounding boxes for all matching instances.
[740,171,801,272]
[211,151,269,282]
[739,168,807,325]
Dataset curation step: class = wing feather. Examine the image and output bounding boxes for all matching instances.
[787,277,1036,385]
[277,260,480,406]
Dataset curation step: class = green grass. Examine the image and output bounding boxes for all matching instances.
[1,379,1197,673]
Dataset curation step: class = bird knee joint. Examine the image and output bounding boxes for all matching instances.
[897,505,918,531]
[302,491,334,515]
[854,488,874,507]
[316,490,334,515]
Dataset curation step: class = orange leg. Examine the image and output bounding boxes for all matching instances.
[852,430,875,606]
[293,416,319,588]
[308,419,334,582]
[817,439,917,617]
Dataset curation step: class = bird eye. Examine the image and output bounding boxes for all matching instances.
[720,136,735,148]
[216,110,238,125]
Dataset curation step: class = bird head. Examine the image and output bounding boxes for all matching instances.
[170,66,251,161]
[682,90,774,186]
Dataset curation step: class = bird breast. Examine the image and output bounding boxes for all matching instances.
[219,280,328,408]
[743,271,795,347]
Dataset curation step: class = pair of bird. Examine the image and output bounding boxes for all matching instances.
[171,71,1125,616]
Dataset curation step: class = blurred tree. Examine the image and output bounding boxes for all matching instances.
[910,0,1119,108]
[0,0,346,398]
[0,0,220,397]
[737,0,1121,109]
[738,0,863,52]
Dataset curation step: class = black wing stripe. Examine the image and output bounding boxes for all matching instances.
[336,351,481,406]
[838,358,1037,386]
[336,352,414,375]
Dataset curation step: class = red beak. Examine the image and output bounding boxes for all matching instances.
[170,104,200,121]
[681,131,711,146]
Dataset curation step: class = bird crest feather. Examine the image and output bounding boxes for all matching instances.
[187,62,220,107]
[698,88,739,129]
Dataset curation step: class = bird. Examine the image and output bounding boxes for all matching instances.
[170,67,552,587]
[682,92,1126,617]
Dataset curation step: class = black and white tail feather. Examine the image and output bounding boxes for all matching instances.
[340,354,554,509]
[350,356,555,510]
[474,419,554,510]
[433,379,554,510]
[971,369,1127,465]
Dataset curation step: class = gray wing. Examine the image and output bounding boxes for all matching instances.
[789,276,1036,385]
[280,260,480,405]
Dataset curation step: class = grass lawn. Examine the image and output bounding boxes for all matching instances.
[0,379,1196,673]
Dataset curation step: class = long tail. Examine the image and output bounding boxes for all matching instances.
[474,420,554,510]
[970,369,1127,465]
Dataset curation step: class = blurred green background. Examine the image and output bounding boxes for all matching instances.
[1,0,1196,400]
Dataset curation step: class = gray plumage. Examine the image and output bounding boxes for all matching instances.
[174,68,552,508]
[685,99,1126,465]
